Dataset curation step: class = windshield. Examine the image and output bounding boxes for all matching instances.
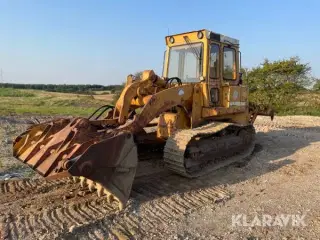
[167,43,202,82]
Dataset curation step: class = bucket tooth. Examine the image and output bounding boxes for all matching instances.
[96,183,104,197]
[118,201,124,211]
[103,189,113,203]
[113,196,123,210]
[107,193,114,204]
[80,176,87,188]
[87,179,95,192]
[103,189,123,210]
[103,188,109,196]
[72,176,80,183]
[97,185,123,210]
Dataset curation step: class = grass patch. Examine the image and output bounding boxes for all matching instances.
[0,88,35,97]
[0,89,112,116]
[1,106,98,116]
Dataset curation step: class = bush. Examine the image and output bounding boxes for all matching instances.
[243,57,316,113]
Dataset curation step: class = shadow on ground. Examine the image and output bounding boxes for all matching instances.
[130,126,320,204]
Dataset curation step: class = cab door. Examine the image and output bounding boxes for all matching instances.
[208,42,220,106]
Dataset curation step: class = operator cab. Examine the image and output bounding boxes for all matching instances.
[163,29,240,85]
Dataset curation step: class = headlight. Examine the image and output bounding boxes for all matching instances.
[197,31,204,39]
[169,36,175,44]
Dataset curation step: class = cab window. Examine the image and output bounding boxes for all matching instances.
[167,43,202,82]
[210,44,219,78]
[223,47,236,80]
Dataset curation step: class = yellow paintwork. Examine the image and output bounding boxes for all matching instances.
[162,29,241,109]
[111,29,252,137]
[157,109,190,138]
[163,30,209,80]
[222,86,247,108]
[191,83,203,128]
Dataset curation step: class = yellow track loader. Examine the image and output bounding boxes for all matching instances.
[13,29,273,210]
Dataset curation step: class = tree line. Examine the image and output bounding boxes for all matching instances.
[0,83,123,94]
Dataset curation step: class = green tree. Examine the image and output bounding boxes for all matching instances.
[245,57,315,110]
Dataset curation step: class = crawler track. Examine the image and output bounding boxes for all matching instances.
[164,122,255,177]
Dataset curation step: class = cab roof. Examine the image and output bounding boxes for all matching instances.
[166,29,239,45]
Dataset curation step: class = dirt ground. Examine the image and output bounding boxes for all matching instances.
[0,115,319,240]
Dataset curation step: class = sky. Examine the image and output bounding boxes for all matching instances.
[0,0,319,85]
